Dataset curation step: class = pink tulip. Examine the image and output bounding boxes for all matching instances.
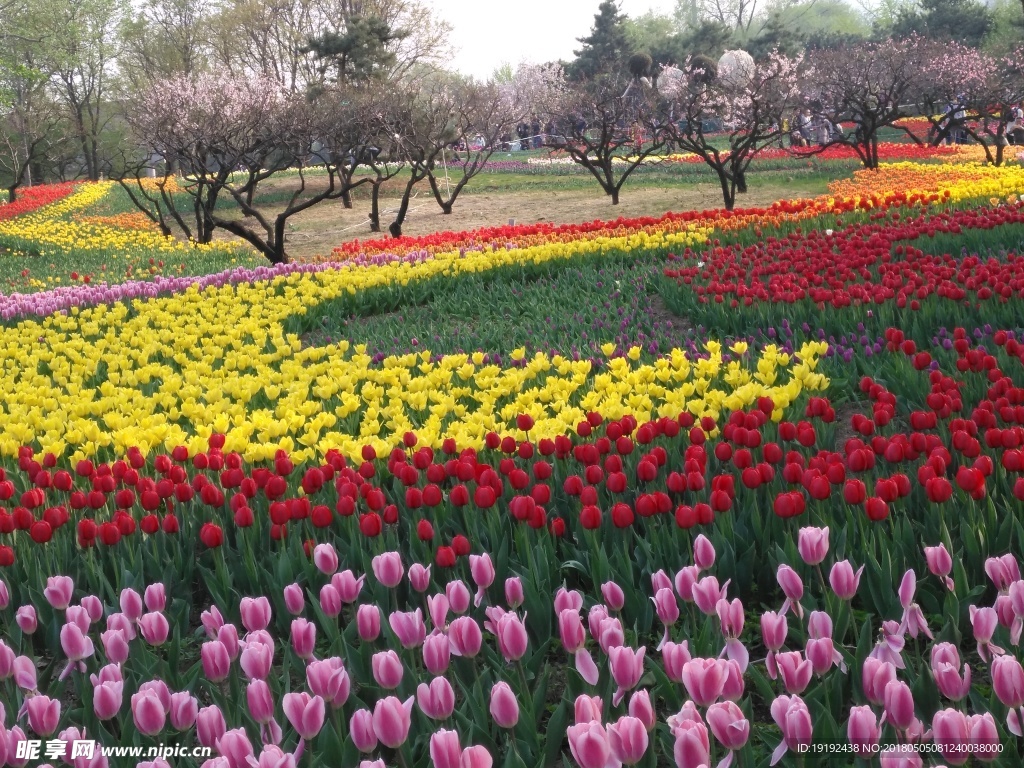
[760,610,787,679]
[239,597,271,632]
[672,718,711,768]
[60,622,94,663]
[8,726,30,768]
[100,628,128,665]
[422,631,451,675]
[489,682,519,728]
[356,604,381,641]
[932,708,970,766]
[769,695,812,765]
[599,581,624,612]
[460,745,493,768]
[290,618,316,660]
[247,680,275,723]
[250,746,295,768]
[968,712,1000,763]
[13,654,36,691]
[306,658,350,708]
[879,745,922,768]
[197,705,227,749]
[662,640,692,683]
[883,680,915,731]
[332,570,364,603]
[804,637,836,677]
[706,700,750,754]
[16,606,37,634]
[201,605,224,638]
[985,554,1020,591]
[574,694,603,724]
[93,677,124,720]
[651,569,672,594]
[0,640,12,679]
[108,611,137,641]
[139,679,172,712]
[970,605,1004,663]
[389,608,426,649]
[870,620,906,670]
[215,728,255,768]
[681,658,727,707]
[350,709,378,753]
[588,604,609,639]
[0,578,6,609]
[144,584,166,613]
[470,553,495,607]
[240,640,274,680]
[777,566,804,618]
[446,580,471,614]
[430,729,462,768]
[26,695,60,736]
[427,593,450,631]
[371,552,404,588]
[283,693,325,741]
[716,598,747,671]
[692,576,727,615]
[862,657,897,706]
[693,534,716,571]
[567,721,613,768]
[201,641,231,682]
[847,705,880,757]
[80,595,103,624]
[371,650,404,689]
[283,584,304,615]
[608,716,648,765]
[992,655,1024,735]
[608,645,646,706]
[170,692,198,731]
[358,762,385,768]
[675,566,700,602]
[628,690,655,732]
[494,612,528,662]
[44,576,74,611]
[924,543,954,591]
[897,571,932,640]
[372,696,414,748]
[131,689,166,736]
[66,605,90,633]
[597,616,624,654]
[217,624,239,659]
[559,609,587,652]
[1010,581,1024,643]
[797,526,829,566]
[313,543,339,575]
[931,643,971,701]
[319,585,342,617]
[448,616,483,658]
[409,563,431,592]
[721,658,745,701]
[654,588,680,650]
[775,651,813,696]
[506,577,525,608]
[417,676,455,720]
[140,612,170,646]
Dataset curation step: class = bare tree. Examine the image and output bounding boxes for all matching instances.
[662,52,800,210]
[802,37,933,169]
[119,74,381,262]
[540,74,669,205]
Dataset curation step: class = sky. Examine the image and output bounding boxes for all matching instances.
[423,0,680,80]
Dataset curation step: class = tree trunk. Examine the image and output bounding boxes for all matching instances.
[369,182,382,232]
[7,186,17,204]
[341,188,353,209]
[611,188,619,205]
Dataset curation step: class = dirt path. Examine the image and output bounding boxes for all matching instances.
[266,177,827,260]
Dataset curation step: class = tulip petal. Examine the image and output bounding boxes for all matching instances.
[725,639,749,673]
[1008,709,1023,738]
[770,740,789,766]
[575,649,600,686]
[716,752,735,768]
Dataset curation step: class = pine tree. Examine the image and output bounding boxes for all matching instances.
[568,1,632,81]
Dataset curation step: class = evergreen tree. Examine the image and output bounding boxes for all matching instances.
[892,0,992,48]
[568,1,632,80]
[305,16,408,86]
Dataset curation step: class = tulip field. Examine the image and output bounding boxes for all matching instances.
[4,153,1024,768]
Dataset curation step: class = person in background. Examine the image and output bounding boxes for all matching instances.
[531,116,541,148]
[516,121,530,151]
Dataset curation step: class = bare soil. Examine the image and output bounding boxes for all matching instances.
[235,176,826,261]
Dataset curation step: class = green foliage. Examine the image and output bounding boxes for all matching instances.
[304,15,408,85]
[892,0,994,47]
[677,19,734,59]
[567,0,633,80]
